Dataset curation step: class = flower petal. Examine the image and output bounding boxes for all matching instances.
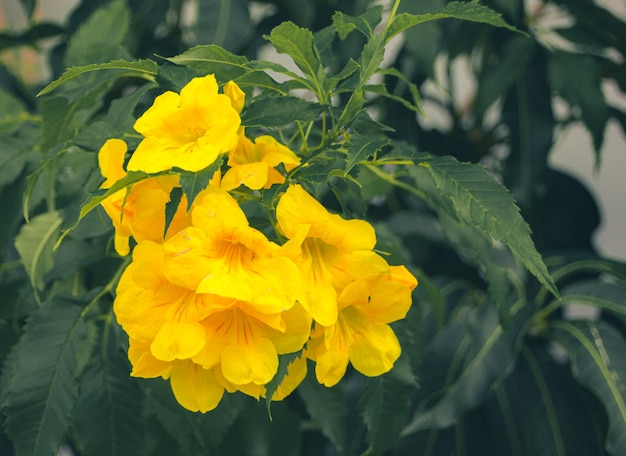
[170,362,224,413]
[151,320,206,361]
[98,138,127,186]
[221,336,278,385]
[349,320,400,377]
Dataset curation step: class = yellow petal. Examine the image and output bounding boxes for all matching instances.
[150,320,206,361]
[254,135,300,168]
[349,320,401,377]
[220,162,269,191]
[390,265,418,290]
[264,302,312,354]
[221,336,278,385]
[170,362,224,413]
[314,320,351,387]
[128,339,172,379]
[191,186,248,232]
[224,80,245,113]
[98,138,127,187]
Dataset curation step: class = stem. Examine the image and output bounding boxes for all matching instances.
[387,0,403,31]
[81,256,131,318]
[365,164,427,200]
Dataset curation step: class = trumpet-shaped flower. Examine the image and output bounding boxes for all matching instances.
[127,75,241,173]
[221,133,300,191]
[114,187,310,412]
[98,139,189,256]
[276,184,389,326]
[310,266,418,387]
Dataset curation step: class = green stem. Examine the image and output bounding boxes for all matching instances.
[365,164,427,200]
[387,0,403,31]
[81,256,131,318]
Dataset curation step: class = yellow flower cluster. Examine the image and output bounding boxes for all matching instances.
[99,75,417,412]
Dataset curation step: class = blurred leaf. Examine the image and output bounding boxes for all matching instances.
[72,323,146,456]
[438,211,515,327]
[332,6,384,40]
[407,156,559,297]
[0,23,64,52]
[474,35,535,115]
[359,371,416,455]
[238,401,301,456]
[233,70,289,95]
[19,0,36,19]
[194,0,251,49]
[561,280,626,322]
[550,321,626,456]
[375,67,425,114]
[386,0,524,42]
[402,300,534,435]
[38,60,157,97]
[14,211,62,291]
[72,82,156,150]
[1,295,88,456]
[548,51,609,162]
[64,0,131,66]
[297,366,348,453]
[0,87,27,134]
[241,96,324,127]
[166,44,250,81]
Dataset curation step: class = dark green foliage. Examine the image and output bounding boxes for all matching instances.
[1,0,625,455]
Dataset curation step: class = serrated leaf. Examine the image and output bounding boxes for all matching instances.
[407,156,558,297]
[233,70,289,95]
[241,96,324,127]
[176,157,222,210]
[332,6,384,39]
[165,44,250,81]
[264,351,302,411]
[14,211,62,291]
[550,321,626,456]
[359,374,415,455]
[297,367,347,453]
[402,301,534,435]
[38,59,157,97]
[386,0,524,42]
[1,295,88,456]
[72,324,146,456]
[345,133,389,174]
[358,32,386,86]
[265,22,327,97]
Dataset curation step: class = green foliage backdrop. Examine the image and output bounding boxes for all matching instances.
[1,0,625,455]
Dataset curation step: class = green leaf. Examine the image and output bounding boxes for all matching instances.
[407,155,558,297]
[64,0,131,67]
[165,44,250,81]
[14,211,62,291]
[386,0,524,42]
[438,211,516,327]
[358,32,386,86]
[265,22,327,98]
[241,96,324,127]
[402,300,534,435]
[233,71,289,96]
[374,67,425,115]
[1,295,88,456]
[550,321,626,456]
[474,35,536,115]
[193,0,251,49]
[345,132,390,174]
[359,372,415,455]
[237,401,301,456]
[38,59,157,97]
[264,351,302,411]
[338,90,366,128]
[332,6,384,39]
[547,51,609,162]
[57,171,169,247]
[0,86,27,134]
[560,280,626,321]
[176,157,223,210]
[297,366,348,453]
[72,324,146,456]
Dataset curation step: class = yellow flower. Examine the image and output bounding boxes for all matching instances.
[127,75,241,173]
[276,184,389,326]
[310,266,418,387]
[221,133,300,191]
[98,139,189,256]
[114,188,311,412]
